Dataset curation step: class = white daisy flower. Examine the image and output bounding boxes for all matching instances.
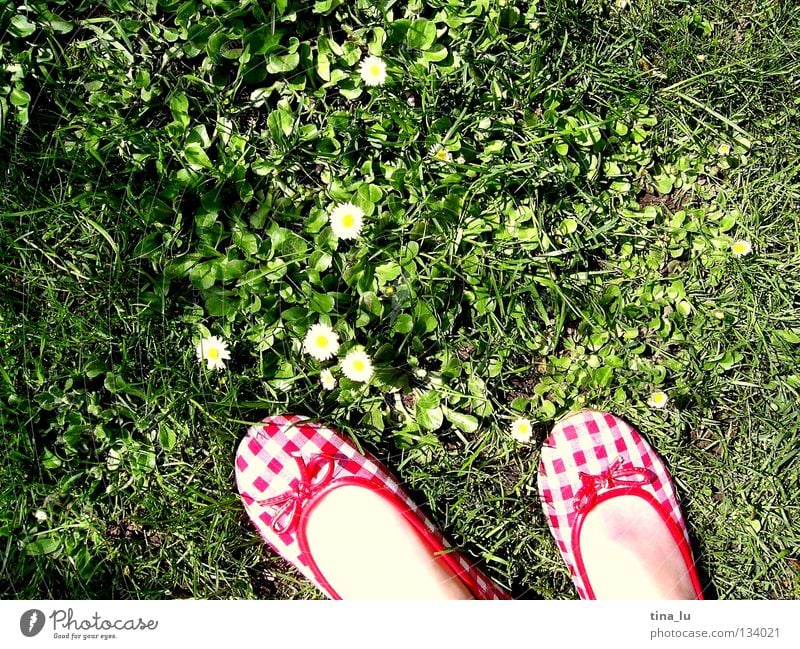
[303,323,340,361]
[429,144,452,163]
[341,348,373,382]
[648,390,669,409]
[320,368,336,390]
[731,240,752,257]
[196,335,231,371]
[34,510,48,523]
[509,417,533,443]
[329,202,365,240]
[718,143,732,156]
[359,55,388,87]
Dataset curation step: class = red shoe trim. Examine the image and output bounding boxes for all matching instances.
[294,475,483,600]
[571,486,704,600]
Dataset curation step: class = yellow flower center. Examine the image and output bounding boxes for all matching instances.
[436,150,448,160]
[316,335,329,348]
[353,360,365,372]
[342,213,354,228]
[518,423,530,435]
[370,65,381,77]
[207,347,219,360]
[653,393,665,403]
[733,242,748,254]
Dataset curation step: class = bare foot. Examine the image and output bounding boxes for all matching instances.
[579,495,698,599]
[304,486,474,599]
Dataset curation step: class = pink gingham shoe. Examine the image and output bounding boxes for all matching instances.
[537,410,704,599]
[236,414,510,600]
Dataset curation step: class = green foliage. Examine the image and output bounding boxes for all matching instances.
[1,0,799,600]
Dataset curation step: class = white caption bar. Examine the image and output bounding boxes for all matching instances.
[0,600,797,648]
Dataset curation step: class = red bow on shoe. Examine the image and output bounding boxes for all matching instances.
[573,457,656,513]
[257,454,336,534]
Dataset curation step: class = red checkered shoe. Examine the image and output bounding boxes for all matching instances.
[537,410,704,599]
[236,414,510,600]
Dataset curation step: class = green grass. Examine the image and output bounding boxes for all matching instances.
[1,0,799,599]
